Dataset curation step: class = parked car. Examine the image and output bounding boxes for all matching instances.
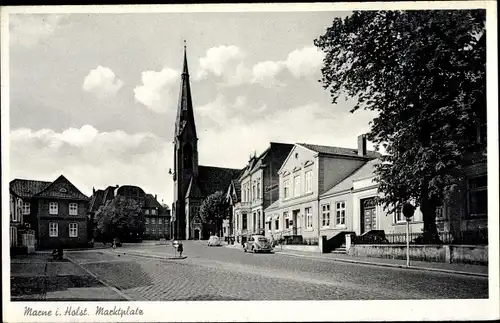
[244,235,273,253]
[207,235,222,247]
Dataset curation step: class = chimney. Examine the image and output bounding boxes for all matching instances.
[155,194,157,200]
[357,134,367,157]
[92,187,95,195]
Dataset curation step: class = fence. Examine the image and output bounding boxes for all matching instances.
[353,230,488,245]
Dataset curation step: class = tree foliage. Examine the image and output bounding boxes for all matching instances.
[199,191,228,236]
[95,196,144,240]
[314,10,486,239]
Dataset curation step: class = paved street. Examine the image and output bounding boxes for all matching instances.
[64,241,488,301]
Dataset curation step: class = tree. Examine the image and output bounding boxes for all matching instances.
[199,191,228,237]
[95,196,144,242]
[314,10,486,241]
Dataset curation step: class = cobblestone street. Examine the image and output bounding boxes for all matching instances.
[64,241,488,301]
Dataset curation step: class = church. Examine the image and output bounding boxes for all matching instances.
[171,46,242,240]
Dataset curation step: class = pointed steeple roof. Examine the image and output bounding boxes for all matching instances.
[175,42,197,139]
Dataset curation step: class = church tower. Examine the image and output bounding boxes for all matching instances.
[172,44,199,240]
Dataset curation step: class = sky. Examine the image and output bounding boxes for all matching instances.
[8,10,379,205]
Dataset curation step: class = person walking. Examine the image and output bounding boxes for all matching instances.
[177,241,184,257]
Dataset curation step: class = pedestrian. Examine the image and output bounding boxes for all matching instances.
[177,241,184,257]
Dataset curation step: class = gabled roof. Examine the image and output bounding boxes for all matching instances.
[195,165,241,198]
[144,194,163,209]
[240,142,294,179]
[33,175,89,200]
[10,179,52,199]
[231,179,241,201]
[264,199,280,212]
[321,159,380,197]
[89,189,105,212]
[298,143,380,159]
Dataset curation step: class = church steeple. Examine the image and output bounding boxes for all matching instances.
[175,41,197,139]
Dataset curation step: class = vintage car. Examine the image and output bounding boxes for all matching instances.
[207,235,222,247]
[243,235,273,253]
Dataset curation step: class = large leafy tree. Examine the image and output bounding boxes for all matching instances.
[199,191,228,237]
[314,10,486,241]
[95,196,144,241]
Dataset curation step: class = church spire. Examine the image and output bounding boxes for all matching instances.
[175,41,197,138]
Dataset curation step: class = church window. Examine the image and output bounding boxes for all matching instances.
[183,143,193,170]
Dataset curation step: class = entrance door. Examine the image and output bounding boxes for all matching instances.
[361,198,377,234]
[292,210,299,235]
[194,229,200,240]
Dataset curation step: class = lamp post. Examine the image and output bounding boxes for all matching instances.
[402,202,415,267]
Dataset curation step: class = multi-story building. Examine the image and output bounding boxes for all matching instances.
[144,194,171,240]
[10,175,90,249]
[264,135,379,241]
[229,142,293,243]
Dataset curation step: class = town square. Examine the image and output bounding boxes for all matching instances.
[3,4,498,322]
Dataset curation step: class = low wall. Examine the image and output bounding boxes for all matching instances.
[348,244,487,265]
[278,245,320,253]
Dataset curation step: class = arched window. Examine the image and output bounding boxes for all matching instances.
[183,143,193,169]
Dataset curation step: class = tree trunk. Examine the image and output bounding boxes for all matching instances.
[420,182,440,243]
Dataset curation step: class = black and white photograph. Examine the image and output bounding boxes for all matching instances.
[1,2,498,322]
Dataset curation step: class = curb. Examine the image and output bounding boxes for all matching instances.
[274,251,488,278]
[120,251,187,261]
[65,255,132,301]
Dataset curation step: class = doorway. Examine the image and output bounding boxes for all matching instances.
[360,197,377,234]
[194,229,200,240]
[292,209,300,235]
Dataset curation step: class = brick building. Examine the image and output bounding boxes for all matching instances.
[144,194,171,240]
[10,175,90,249]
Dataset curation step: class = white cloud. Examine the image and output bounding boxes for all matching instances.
[196,45,245,80]
[10,14,64,48]
[133,68,179,112]
[250,61,286,88]
[9,125,173,203]
[82,66,124,98]
[285,46,325,78]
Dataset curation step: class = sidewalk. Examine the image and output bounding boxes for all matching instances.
[10,253,127,301]
[272,249,488,277]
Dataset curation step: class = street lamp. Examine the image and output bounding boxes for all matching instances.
[402,202,415,267]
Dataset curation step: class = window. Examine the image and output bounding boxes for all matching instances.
[394,205,405,223]
[223,227,227,234]
[145,218,150,224]
[152,209,157,215]
[146,227,150,233]
[435,206,446,220]
[49,202,58,215]
[294,175,301,197]
[468,175,487,217]
[145,209,150,215]
[69,223,78,237]
[335,201,346,226]
[152,218,156,224]
[257,181,261,199]
[49,222,58,237]
[284,212,289,228]
[268,221,272,231]
[275,217,279,231]
[152,228,156,233]
[305,207,313,229]
[242,213,247,230]
[22,202,31,215]
[257,211,261,229]
[305,171,312,193]
[252,213,256,231]
[158,218,163,225]
[69,203,78,215]
[283,180,290,199]
[321,204,330,227]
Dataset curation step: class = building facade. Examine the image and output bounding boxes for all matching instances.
[144,194,171,239]
[264,136,380,242]
[171,46,241,240]
[229,142,293,243]
[10,175,90,249]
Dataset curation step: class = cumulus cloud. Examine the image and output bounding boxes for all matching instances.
[196,45,245,81]
[9,125,173,203]
[285,46,325,78]
[9,14,65,48]
[195,45,324,88]
[133,68,179,112]
[82,66,124,98]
